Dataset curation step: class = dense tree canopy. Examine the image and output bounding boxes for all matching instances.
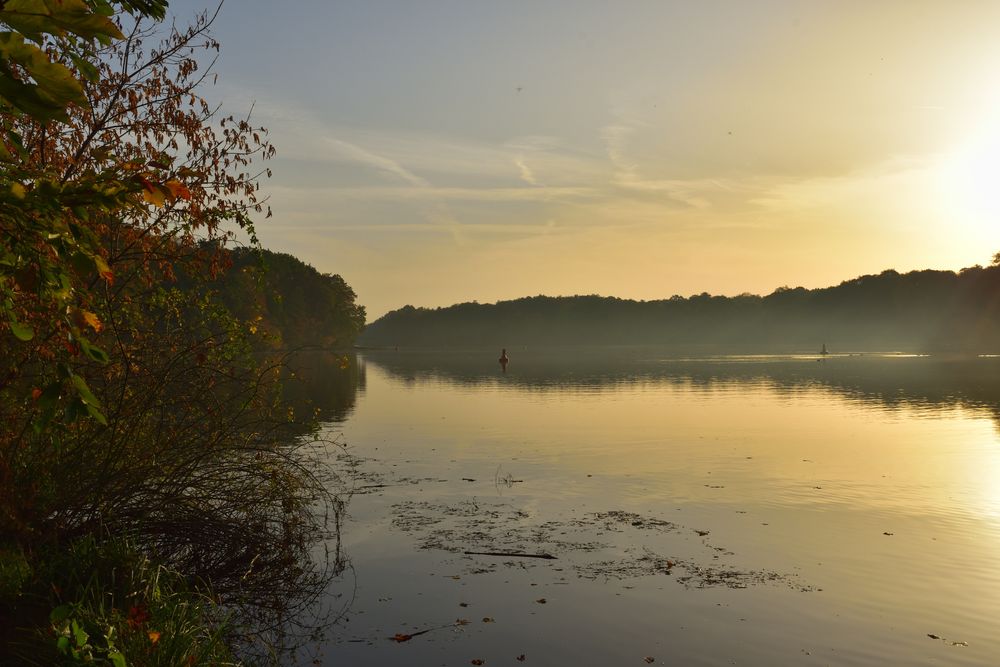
[209,247,365,350]
[361,264,1000,353]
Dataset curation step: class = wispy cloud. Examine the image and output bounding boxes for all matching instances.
[750,155,935,212]
[325,138,430,187]
[600,119,738,209]
[514,156,541,186]
[270,184,594,202]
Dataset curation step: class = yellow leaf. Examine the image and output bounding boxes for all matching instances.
[148,630,161,645]
[142,186,166,207]
[10,182,25,199]
[94,255,113,284]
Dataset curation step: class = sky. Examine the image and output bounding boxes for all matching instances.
[168,0,1000,318]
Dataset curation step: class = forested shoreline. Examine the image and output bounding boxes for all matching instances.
[0,5,360,665]
[361,264,1000,353]
[205,247,365,351]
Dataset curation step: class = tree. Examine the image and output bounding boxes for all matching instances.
[1,0,173,423]
[1,5,342,662]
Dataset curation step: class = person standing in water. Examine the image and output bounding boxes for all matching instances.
[499,348,509,372]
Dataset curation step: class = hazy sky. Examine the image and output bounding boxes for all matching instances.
[169,0,1000,318]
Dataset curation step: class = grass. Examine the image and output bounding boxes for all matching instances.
[3,536,240,666]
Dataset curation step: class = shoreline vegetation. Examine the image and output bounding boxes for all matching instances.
[361,262,1000,353]
[0,4,362,665]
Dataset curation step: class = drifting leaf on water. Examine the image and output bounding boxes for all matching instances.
[392,633,413,643]
[516,655,526,662]
[535,598,547,604]
[644,658,655,664]
[927,634,941,640]
[482,617,494,623]
[471,660,485,665]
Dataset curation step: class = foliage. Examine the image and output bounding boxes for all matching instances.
[0,0,173,424]
[209,247,366,350]
[1,3,349,664]
[361,263,1000,353]
[6,536,237,666]
[0,1,275,428]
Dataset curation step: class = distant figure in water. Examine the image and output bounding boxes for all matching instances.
[499,348,509,373]
[821,343,828,356]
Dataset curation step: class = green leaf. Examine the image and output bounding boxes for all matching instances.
[84,401,107,425]
[80,339,110,364]
[71,619,88,648]
[9,320,33,341]
[49,605,72,624]
[70,374,101,407]
[108,650,127,667]
[0,32,87,121]
[1,0,125,41]
[69,53,99,82]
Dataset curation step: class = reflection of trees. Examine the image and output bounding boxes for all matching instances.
[362,349,1000,428]
[282,351,365,427]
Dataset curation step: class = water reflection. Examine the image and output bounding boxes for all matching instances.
[361,348,1000,428]
[317,347,1000,667]
[281,350,366,425]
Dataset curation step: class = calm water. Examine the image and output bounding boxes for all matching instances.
[306,349,1000,666]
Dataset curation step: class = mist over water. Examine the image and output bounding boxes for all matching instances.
[309,349,1000,666]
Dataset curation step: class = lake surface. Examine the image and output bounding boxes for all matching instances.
[306,349,1000,666]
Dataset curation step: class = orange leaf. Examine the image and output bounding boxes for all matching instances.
[164,179,192,200]
[82,310,103,333]
[392,633,413,643]
[148,631,161,645]
[31,388,42,400]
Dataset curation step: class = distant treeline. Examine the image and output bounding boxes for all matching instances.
[360,264,1000,352]
[207,247,366,349]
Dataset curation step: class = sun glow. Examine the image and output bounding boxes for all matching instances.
[937,127,1000,241]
